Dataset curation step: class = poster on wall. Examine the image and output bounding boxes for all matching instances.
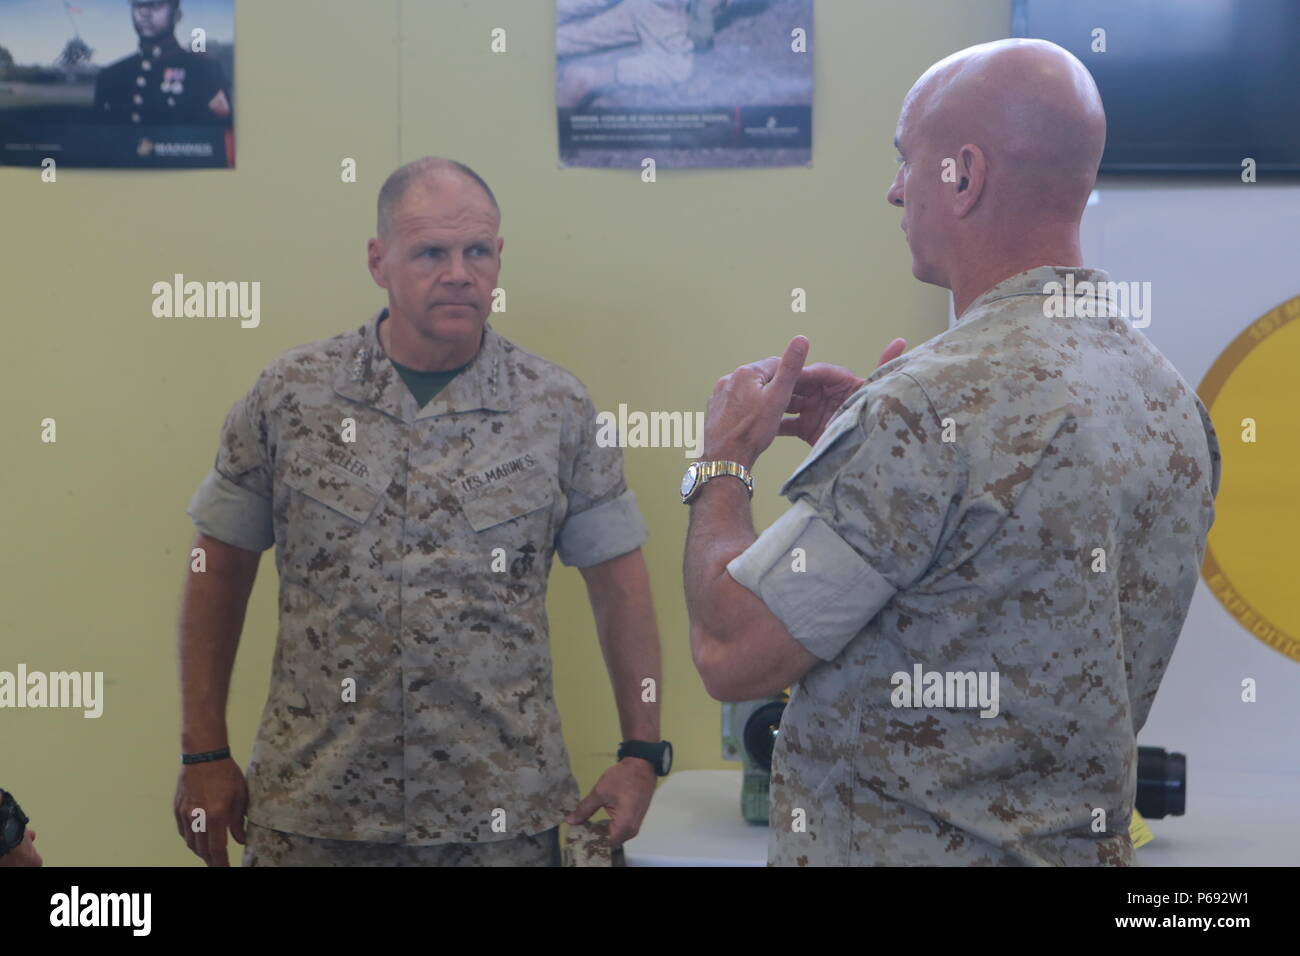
[0,0,235,169]
[1198,292,1300,665]
[556,0,812,169]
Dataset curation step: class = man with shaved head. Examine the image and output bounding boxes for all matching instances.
[177,157,669,866]
[686,40,1220,865]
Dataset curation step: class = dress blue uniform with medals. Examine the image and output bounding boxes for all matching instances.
[93,34,230,127]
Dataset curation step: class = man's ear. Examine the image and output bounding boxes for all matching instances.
[954,144,985,217]
[367,237,388,289]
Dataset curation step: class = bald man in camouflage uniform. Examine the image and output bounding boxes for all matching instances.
[684,40,1220,865]
[175,159,666,866]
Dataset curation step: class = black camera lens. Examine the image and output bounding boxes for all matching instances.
[1136,746,1186,818]
[743,700,787,771]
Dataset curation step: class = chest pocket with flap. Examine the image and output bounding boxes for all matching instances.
[452,473,560,605]
[454,472,558,533]
[279,448,390,601]
[282,448,388,521]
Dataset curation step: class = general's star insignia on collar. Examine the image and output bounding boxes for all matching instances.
[351,348,370,382]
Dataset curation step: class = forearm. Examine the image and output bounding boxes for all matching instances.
[178,535,258,752]
[585,550,661,741]
[682,337,850,699]
[683,476,757,657]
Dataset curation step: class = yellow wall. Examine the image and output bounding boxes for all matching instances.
[2,0,1010,865]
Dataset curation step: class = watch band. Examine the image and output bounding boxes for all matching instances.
[617,739,672,777]
[181,747,232,765]
[684,460,754,502]
[702,460,753,495]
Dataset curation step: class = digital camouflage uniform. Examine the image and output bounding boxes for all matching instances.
[561,819,625,866]
[728,266,1222,866]
[557,0,697,87]
[242,821,559,867]
[187,309,647,863]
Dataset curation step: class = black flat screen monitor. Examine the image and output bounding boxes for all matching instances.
[1012,0,1300,174]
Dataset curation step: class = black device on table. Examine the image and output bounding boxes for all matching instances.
[0,790,29,858]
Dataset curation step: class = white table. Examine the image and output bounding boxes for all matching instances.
[624,771,767,866]
[1132,769,1300,867]
[624,768,1300,866]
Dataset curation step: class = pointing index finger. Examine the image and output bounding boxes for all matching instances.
[769,335,809,396]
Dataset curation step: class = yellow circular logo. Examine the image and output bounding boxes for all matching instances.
[1199,293,1300,663]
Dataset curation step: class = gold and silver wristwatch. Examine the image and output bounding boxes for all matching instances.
[680,460,754,503]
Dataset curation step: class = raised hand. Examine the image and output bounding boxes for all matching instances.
[779,338,906,446]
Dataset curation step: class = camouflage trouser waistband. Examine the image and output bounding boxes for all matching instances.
[561,819,626,867]
[241,821,559,867]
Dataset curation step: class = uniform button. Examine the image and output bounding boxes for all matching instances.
[133,94,143,105]
[141,60,152,70]
[153,46,162,57]
[131,113,141,123]
[168,97,176,106]
[136,76,146,86]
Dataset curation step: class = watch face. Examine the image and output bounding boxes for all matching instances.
[661,742,673,775]
[680,464,699,499]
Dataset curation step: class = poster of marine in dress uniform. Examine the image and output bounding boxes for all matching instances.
[557,0,812,168]
[0,0,234,169]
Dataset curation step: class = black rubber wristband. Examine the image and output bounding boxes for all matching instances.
[181,747,232,765]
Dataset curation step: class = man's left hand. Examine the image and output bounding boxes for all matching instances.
[702,336,809,468]
[566,758,658,847]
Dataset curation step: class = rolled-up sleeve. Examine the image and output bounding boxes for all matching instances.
[555,388,648,568]
[726,500,896,661]
[728,371,965,662]
[186,376,275,553]
[187,470,274,552]
[556,489,647,567]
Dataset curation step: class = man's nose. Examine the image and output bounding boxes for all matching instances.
[442,253,472,282]
[887,179,903,207]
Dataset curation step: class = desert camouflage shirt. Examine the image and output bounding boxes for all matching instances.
[187,309,647,844]
[727,266,1221,865]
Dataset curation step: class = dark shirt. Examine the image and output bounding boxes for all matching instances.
[92,36,230,125]
[391,357,471,408]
